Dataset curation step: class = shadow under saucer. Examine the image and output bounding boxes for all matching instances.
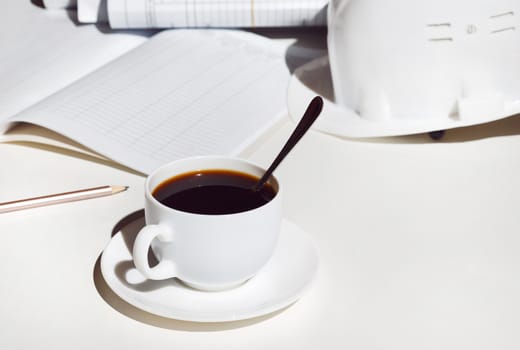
[93,210,291,331]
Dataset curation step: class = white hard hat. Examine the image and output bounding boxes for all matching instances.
[288,0,520,137]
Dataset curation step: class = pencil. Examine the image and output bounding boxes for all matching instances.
[0,185,128,214]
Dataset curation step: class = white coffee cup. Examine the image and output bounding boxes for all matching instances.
[132,155,282,291]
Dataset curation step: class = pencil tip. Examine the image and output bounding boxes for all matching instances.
[111,185,129,194]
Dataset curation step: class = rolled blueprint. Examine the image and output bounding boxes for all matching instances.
[107,0,328,28]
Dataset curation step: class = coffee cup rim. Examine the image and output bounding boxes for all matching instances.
[144,155,281,216]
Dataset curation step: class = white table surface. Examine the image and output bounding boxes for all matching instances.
[2,2,520,350]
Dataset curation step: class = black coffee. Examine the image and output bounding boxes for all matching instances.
[152,169,277,215]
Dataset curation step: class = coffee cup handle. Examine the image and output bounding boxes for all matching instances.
[132,224,177,280]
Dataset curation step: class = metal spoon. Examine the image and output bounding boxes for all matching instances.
[252,96,324,192]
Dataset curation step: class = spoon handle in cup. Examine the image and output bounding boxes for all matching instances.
[253,96,323,192]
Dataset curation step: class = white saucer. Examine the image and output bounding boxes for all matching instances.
[100,219,318,323]
[288,57,520,138]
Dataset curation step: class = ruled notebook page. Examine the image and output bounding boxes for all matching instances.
[10,30,290,174]
[108,0,328,28]
[0,5,147,126]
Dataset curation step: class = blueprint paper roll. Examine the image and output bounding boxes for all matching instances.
[108,0,328,29]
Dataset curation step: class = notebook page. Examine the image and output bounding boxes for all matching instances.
[0,5,147,128]
[10,30,290,174]
[108,0,328,29]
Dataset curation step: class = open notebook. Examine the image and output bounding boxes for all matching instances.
[0,6,290,175]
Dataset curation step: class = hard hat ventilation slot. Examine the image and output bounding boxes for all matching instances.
[426,22,453,42]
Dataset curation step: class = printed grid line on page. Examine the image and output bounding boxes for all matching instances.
[116,53,256,147]
[66,29,277,128]
[83,42,216,134]
[33,34,187,120]
[0,24,146,119]
[106,48,283,154]
[103,51,238,145]
[94,33,283,141]
[52,35,191,123]
[86,35,285,161]
[150,63,286,161]
[100,38,244,134]
[135,54,281,155]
